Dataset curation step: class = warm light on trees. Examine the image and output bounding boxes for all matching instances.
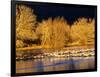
[52,17,70,48]
[16,40,26,48]
[16,5,37,47]
[36,17,70,49]
[16,5,95,49]
[70,18,95,46]
[36,18,53,48]
[87,19,95,45]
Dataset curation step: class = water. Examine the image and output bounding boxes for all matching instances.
[16,57,95,73]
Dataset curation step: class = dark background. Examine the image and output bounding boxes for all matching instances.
[23,3,97,24]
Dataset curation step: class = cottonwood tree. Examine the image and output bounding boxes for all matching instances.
[52,17,70,48]
[86,19,95,45]
[36,18,53,48]
[36,17,70,49]
[70,18,95,46]
[16,5,37,47]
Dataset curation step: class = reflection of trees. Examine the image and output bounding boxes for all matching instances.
[68,57,75,70]
[36,60,44,72]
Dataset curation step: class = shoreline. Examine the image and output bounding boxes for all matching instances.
[16,47,95,61]
[16,45,94,51]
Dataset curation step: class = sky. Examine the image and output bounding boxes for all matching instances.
[21,2,97,24]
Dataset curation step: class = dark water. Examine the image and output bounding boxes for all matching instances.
[16,57,95,73]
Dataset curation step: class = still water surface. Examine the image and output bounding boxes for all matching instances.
[16,57,95,73]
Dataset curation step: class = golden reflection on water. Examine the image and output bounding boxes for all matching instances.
[16,57,95,73]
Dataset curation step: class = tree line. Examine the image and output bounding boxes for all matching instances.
[16,5,95,48]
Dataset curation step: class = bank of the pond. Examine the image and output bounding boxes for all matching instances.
[16,47,95,61]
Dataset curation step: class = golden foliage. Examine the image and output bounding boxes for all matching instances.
[16,5,37,41]
[52,17,70,48]
[16,5,38,47]
[16,40,26,48]
[70,18,95,46]
[16,5,95,48]
[36,18,52,48]
[36,17,70,48]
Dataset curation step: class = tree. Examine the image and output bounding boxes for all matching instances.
[16,5,37,47]
[52,17,70,48]
[70,18,95,46]
[36,17,70,49]
[86,18,95,45]
[36,18,53,48]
